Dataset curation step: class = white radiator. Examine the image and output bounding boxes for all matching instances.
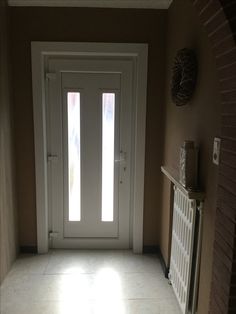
[169,187,197,314]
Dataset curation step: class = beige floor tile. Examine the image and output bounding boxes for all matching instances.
[0,250,181,314]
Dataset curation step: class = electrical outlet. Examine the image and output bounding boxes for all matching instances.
[213,137,221,165]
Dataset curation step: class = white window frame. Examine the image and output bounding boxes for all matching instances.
[31,42,148,254]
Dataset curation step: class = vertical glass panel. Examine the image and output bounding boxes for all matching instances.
[102,93,115,222]
[68,92,81,221]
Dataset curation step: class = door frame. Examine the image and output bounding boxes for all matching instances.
[31,42,148,254]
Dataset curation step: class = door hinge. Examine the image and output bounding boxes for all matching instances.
[46,72,56,80]
[47,154,58,162]
[49,231,59,239]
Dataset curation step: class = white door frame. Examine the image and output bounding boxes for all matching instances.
[31,42,148,254]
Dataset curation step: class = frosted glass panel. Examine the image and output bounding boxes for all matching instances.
[68,92,81,221]
[102,93,115,222]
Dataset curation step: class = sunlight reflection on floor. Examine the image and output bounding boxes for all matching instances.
[59,267,125,314]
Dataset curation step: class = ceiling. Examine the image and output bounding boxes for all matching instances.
[7,0,173,9]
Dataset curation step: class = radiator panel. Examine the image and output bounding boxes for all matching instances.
[169,187,197,314]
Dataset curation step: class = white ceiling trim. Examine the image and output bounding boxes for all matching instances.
[7,0,173,9]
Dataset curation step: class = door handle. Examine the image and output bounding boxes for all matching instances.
[115,151,127,163]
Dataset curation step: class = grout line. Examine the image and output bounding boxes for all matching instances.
[41,271,167,276]
[43,251,53,275]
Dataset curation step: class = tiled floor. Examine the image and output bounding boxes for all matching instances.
[0,250,181,314]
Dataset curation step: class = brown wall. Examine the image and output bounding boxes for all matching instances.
[0,1,18,283]
[159,1,221,313]
[9,7,167,247]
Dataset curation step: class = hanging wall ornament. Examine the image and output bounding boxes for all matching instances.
[171,48,198,106]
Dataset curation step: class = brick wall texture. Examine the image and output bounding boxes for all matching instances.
[190,0,236,313]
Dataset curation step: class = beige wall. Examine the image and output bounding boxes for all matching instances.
[0,1,18,283]
[9,7,167,247]
[159,1,221,313]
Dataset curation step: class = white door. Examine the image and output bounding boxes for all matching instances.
[47,58,133,248]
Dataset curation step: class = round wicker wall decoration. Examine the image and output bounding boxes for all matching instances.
[171,48,198,106]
